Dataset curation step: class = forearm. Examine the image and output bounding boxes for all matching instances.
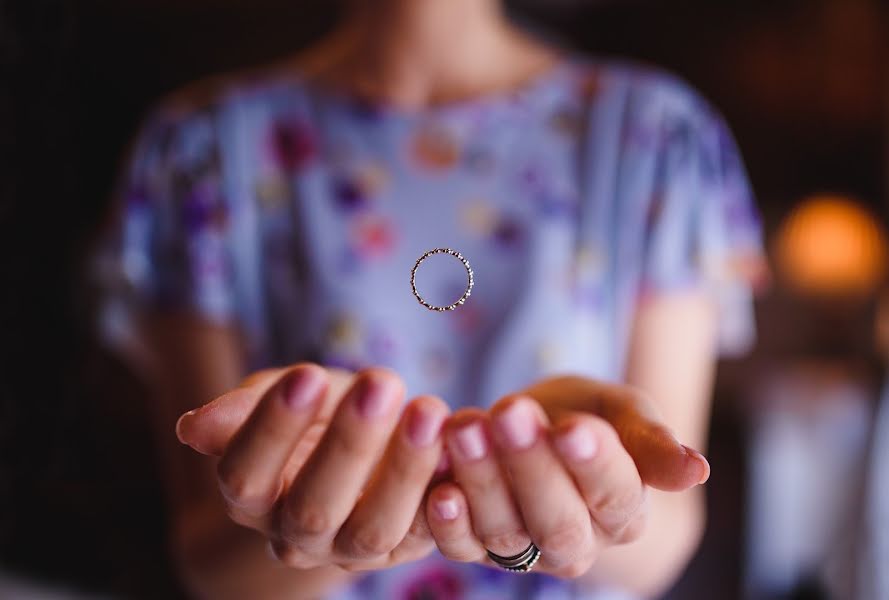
[581,487,705,598]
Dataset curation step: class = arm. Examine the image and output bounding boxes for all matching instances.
[133,316,353,600]
[582,290,717,596]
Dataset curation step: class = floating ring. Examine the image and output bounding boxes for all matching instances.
[410,248,474,312]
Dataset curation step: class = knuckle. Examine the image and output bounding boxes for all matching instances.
[225,504,259,528]
[339,560,380,573]
[560,559,593,579]
[480,529,530,555]
[615,507,649,544]
[341,526,397,559]
[537,522,589,559]
[273,545,315,569]
[330,426,373,457]
[441,546,484,563]
[217,464,276,514]
[591,484,645,525]
[406,514,431,541]
[285,503,335,539]
[565,554,599,579]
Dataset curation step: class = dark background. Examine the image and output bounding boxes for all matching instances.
[1,0,886,598]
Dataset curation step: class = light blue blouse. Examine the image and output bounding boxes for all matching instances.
[100,56,764,599]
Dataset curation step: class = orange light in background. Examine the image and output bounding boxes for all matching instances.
[775,195,887,297]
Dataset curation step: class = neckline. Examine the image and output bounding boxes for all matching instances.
[296,54,581,121]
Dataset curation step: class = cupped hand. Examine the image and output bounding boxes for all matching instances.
[423,376,710,579]
[176,364,450,572]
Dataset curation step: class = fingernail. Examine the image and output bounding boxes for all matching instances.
[174,412,193,443]
[435,498,460,520]
[451,422,487,462]
[494,398,539,450]
[354,375,399,419]
[282,368,325,411]
[683,446,711,485]
[406,405,445,448]
[555,424,598,461]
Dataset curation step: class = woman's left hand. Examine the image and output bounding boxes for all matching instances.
[424,375,711,579]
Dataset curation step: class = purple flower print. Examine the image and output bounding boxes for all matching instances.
[332,176,369,212]
[491,216,524,249]
[182,179,227,233]
[269,118,315,172]
[399,566,464,600]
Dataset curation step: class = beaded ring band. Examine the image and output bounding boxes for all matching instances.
[410,248,474,312]
[486,543,542,573]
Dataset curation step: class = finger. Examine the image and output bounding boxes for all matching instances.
[176,387,263,456]
[177,366,352,457]
[444,410,531,559]
[551,413,647,543]
[334,396,448,561]
[215,365,329,518]
[278,368,404,554]
[425,482,487,563]
[340,501,439,572]
[524,376,710,491]
[238,367,288,390]
[386,505,437,567]
[489,396,597,576]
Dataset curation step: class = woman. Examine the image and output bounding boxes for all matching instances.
[100,0,764,598]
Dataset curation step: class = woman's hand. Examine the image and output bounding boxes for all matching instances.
[424,376,710,579]
[175,364,450,573]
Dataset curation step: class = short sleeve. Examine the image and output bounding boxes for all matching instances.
[94,103,236,348]
[637,78,767,356]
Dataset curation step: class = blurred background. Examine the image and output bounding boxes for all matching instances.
[1,0,886,598]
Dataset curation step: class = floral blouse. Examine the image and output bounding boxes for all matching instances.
[98,56,764,599]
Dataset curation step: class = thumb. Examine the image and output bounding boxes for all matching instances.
[525,375,710,491]
[610,414,710,492]
[175,386,264,456]
[175,366,354,456]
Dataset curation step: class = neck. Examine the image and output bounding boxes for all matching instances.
[312,0,555,108]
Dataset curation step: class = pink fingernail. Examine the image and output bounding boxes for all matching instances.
[354,376,399,419]
[555,425,598,461]
[683,446,711,485]
[435,498,460,520]
[282,369,325,411]
[451,422,487,462]
[406,405,445,448]
[495,399,539,450]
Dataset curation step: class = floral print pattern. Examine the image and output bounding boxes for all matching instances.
[99,57,765,599]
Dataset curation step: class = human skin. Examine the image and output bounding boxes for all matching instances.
[123,0,721,597]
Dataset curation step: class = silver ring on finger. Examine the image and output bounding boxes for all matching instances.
[486,542,541,573]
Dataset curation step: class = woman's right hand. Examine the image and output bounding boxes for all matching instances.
[175,364,450,572]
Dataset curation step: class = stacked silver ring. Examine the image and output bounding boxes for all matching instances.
[486,543,542,573]
[410,248,474,312]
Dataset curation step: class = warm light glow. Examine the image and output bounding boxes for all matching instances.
[775,195,887,296]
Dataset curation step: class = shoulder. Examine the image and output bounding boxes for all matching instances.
[125,60,318,177]
[138,60,315,140]
[569,58,724,134]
